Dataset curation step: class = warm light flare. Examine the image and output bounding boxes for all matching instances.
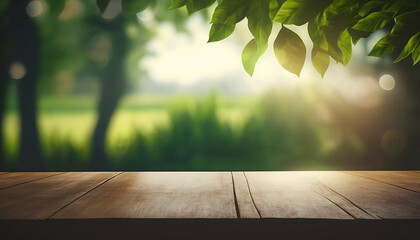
[379,74,395,91]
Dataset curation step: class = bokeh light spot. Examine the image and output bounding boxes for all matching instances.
[9,62,26,80]
[59,0,83,20]
[88,36,110,63]
[136,9,154,22]
[379,74,395,91]
[54,71,75,96]
[26,0,44,17]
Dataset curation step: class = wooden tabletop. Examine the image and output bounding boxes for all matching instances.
[1,171,419,220]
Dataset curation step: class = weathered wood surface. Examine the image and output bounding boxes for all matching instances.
[0,172,63,189]
[244,172,353,219]
[313,172,420,219]
[232,172,260,218]
[0,171,419,220]
[0,172,119,219]
[345,171,420,192]
[53,172,237,219]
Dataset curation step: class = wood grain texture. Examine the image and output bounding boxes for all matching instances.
[0,172,120,219]
[0,172,63,189]
[244,172,353,219]
[345,171,420,192]
[313,171,420,219]
[52,172,237,219]
[232,172,260,218]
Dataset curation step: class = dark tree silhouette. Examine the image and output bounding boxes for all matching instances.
[0,0,42,170]
[90,16,127,170]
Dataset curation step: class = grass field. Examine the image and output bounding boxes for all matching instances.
[3,94,255,160]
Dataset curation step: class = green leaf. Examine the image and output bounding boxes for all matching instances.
[122,0,151,13]
[242,39,265,76]
[211,0,250,25]
[395,32,420,63]
[274,0,332,25]
[358,1,385,17]
[169,0,188,10]
[311,46,330,77]
[412,45,420,65]
[308,14,328,50]
[368,34,394,57]
[186,0,216,15]
[391,10,420,38]
[337,29,352,65]
[208,24,235,42]
[269,0,286,20]
[352,10,394,32]
[347,28,371,45]
[247,0,272,54]
[46,0,66,17]
[96,0,110,14]
[324,27,344,63]
[274,26,306,77]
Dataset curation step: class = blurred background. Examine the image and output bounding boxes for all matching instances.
[0,0,419,171]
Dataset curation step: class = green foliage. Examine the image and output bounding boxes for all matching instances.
[412,45,420,65]
[170,0,420,76]
[368,34,394,57]
[45,0,67,17]
[169,0,188,10]
[311,47,330,77]
[273,26,306,77]
[352,10,394,32]
[122,0,152,13]
[241,39,263,76]
[247,0,272,57]
[337,29,352,65]
[186,0,216,14]
[210,0,250,24]
[273,0,332,26]
[395,32,420,62]
[208,23,235,42]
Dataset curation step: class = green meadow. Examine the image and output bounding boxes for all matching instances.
[3,94,255,167]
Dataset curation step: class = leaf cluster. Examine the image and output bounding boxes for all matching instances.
[170,0,420,77]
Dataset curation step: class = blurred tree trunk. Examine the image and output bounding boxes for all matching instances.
[90,17,127,170]
[0,43,9,170]
[0,0,43,170]
[0,2,12,170]
[394,59,420,169]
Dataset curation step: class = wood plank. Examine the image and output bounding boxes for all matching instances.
[0,172,63,189]
[313,171,420,219]
[244,172,353,219]
[232,172,260,218]
[309,177,378,219]
[52,172,237,219]
[0,172,120,219]
[345,171,420,192]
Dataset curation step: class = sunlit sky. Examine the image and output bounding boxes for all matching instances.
[140,13,394,100]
